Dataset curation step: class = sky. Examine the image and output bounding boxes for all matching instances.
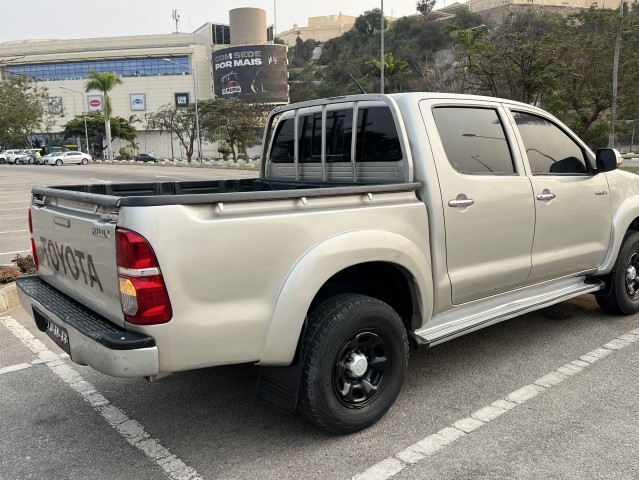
[0,0,450,44]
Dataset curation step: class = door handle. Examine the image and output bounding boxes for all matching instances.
[536,193,556,201]
[448,198,475,208]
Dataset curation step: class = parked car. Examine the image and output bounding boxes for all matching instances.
[5,149,36,164]
[137,152,158,162]
[15,149,43,165]
[17,92,631,434]
[45,151,92,166]
[0,149,21,164]
[36,153,56,165]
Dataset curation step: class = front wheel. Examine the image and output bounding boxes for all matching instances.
[299,294,408,434]
[55,159,62,166]
[81,158,88,165]
[597,231,639,315]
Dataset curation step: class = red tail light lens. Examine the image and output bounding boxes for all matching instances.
[116,228,172,325]
[28,209,39,270]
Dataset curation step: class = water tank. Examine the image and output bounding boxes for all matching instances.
[229,8,267,45]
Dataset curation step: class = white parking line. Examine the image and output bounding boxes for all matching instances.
[352,329,639,480]
[0,250,30,256]
[0,353,69,375]
[0,315,203,480]
[1,217,27,220]
[0,200,30,203]
[0,208,26,211]
[0,230,28,234]
[89,178,112,183]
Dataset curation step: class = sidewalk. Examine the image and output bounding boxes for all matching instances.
[0,282,18,314]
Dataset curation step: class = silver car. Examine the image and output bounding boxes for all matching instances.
[46,151,93,166]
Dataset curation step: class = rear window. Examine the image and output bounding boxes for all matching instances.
[270,107,402,163]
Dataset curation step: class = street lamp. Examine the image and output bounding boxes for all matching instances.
[163,57,203,163]
[381,0,384,94]
[60,86,89,155]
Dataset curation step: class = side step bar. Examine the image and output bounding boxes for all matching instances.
[412,280,604,347]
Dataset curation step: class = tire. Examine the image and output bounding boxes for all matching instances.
[81,158,88,165]
[597,230,639,315]
[55,159,62,166]
[299,294,409,434]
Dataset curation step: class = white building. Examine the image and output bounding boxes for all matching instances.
[0,8,278,160]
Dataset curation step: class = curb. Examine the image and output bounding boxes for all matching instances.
[0,282,19,314]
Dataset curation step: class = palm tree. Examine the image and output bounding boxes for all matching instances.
[85,71,122,160]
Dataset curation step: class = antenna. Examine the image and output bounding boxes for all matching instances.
[347,73,366,94]
[172,9,181,33]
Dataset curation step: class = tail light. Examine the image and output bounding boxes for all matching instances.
[116,228,172,325]
[28,209,39,270]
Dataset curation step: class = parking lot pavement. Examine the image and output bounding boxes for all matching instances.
[3,294,639,480]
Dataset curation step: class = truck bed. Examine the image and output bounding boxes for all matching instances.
[32,178,421,207]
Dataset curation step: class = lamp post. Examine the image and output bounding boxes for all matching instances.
[163,57,203,163]
[60,86,89,155]
[381,0,385,94]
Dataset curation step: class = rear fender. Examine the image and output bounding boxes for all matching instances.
[259,230,433,365]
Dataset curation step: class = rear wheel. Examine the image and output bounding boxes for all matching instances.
[299,294,408,434]
[597,231,639,315]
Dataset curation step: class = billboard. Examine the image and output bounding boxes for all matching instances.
[130,94,146,111]
[175,93,190,108]
[87,95,103,112]
[213,44,288,103]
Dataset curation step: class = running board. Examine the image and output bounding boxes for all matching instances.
[414,280,604,346]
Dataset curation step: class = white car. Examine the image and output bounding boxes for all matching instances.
[46,151,93,166]
[2,149,31,164]
[0,150,21,164]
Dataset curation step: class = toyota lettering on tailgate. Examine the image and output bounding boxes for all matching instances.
[39,236,104,292]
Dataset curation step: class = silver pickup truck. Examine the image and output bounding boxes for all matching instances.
[17,93,636,433]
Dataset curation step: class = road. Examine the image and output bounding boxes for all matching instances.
[1,163,639,480]
[0,162,258,264]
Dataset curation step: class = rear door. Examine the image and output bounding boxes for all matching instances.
[507,109,612,283]
[421,99,535,304]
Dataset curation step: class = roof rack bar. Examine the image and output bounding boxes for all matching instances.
[351,102,359,183]
[293,108,300,181]
[321,105,327,182]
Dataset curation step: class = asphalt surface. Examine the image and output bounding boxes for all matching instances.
[1,163,639,479]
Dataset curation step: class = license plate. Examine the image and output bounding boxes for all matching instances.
[45,318,71,356]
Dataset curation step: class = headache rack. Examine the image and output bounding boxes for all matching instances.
[260,94,414,184]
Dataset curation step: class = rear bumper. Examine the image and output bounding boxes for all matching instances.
[16,276,159,378]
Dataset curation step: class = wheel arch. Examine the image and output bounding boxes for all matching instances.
[259,230,433,366]
[598,196,639,275]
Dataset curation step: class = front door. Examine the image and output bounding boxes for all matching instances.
[509,110,612,284]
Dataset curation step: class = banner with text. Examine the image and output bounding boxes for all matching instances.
[213,44,288,103]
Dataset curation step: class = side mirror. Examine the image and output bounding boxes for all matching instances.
[596,148,622,172]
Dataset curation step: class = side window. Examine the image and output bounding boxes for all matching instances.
[270,118,295,163]
[357,108,402,162]
[271,106,403,164]
[512,111,588,175]
[432,107,515,175]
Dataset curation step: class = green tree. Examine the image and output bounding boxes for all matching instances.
[416,0,437,15]
[354,9,384,36]
[546,6,639,146]
[145,105,197,162]
[199,99,270,161]
[62,112,137,154]
[447,12,564,103]
[85,71,122,160]
[365,52,411,93]
[0,77,52,149]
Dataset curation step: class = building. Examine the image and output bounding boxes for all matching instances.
[470,0,596,13]
[277,13,358,45]
[0,8,287,160]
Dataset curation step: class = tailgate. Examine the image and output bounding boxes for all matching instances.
[30,193,125,327]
